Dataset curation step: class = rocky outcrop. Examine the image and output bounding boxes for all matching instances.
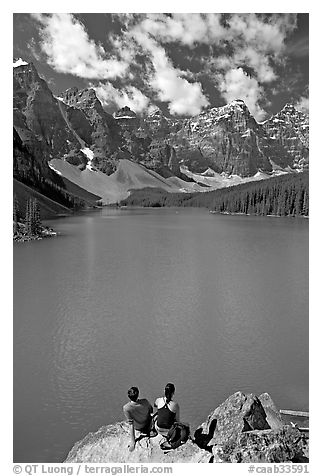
[194,391,308,463]
[64,422,211,463]
[64,392,309,464]
[213,426,309,463]
[194,391,270,449]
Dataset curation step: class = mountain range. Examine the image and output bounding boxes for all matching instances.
[13,58,309,208]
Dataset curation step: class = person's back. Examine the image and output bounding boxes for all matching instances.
[123,398,152,432]
[123,387,153,451]
[154,383,180,435]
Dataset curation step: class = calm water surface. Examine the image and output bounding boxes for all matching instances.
[13,208,309,462]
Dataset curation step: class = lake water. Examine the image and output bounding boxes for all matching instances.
[13,208,309,462]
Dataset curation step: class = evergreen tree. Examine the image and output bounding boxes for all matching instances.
[13,194,20,234]
[24,197,42,236]
[25,197,32,235]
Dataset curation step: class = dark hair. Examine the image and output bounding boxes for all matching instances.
[164,383,175,403]
[128,386,139,402]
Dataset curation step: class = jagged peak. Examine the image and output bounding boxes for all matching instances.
[114,106,137,119]
[281,103,298,113]
[148,107,164,117]
[230,99,246,106]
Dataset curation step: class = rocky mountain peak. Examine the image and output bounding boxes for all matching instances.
[61,87,100,109]
[114,106,137,120]
[281,103,299,114]
[148,107,164,117]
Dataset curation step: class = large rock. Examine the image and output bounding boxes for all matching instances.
[194,391,270,449]
[194,391,309,464]
[64,421,211,463]
[213,427,309,463]
[258,392,284,430]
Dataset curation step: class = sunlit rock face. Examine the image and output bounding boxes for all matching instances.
[169,100,273,176]
[260,104,309,170]
[64,421,211,463]
[194,391,309,464]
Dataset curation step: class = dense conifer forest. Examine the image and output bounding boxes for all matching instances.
[121,172,309,217]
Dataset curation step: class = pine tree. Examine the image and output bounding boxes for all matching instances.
[24,197,42,236]
[25,198,32,235]
[32,199,41,235]
[13,194,20,234]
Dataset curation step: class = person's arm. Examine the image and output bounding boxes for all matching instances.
[124,407,136,451]
[128,421,136,451]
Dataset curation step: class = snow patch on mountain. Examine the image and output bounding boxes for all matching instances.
[180,166,273,189]
[13,58,28,68]
[81,148,95,170]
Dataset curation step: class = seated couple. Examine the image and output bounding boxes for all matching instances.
[123,383,180,451]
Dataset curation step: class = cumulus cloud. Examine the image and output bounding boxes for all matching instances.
[217,68,266,121]
[93,82,153,113]
[31,13,129,79]
[31,13,301,118]
[130,24,209,115]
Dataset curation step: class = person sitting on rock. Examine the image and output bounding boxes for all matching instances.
[123,386,154,451]
[154,383,180,436]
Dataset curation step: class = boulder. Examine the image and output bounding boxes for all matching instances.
[64,421,211,463]
[194,391,270,449]
[259,392,284,430]
[214,426,309,463]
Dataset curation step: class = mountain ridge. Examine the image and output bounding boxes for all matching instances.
[13,59,309,206]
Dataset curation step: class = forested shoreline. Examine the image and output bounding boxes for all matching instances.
[121,172,309,217]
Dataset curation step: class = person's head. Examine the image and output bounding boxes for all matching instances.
[164,383,175,403]
[128,386,139,402]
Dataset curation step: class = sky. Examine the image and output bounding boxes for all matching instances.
[13,13,309,121]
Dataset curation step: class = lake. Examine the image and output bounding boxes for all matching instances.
[13,208,309,462]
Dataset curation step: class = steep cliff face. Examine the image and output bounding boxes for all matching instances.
[169,100,270,175]
[13,62,80,163]
[260,104,309,170]
[64,392,309,464]
[60,87,121,174]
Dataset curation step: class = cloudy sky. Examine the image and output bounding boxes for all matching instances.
[13,13,309,121]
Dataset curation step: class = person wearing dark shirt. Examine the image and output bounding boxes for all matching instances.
[123,386,153,451]
[154,383,180,436]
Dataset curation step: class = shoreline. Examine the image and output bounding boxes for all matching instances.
[13,225,58,243]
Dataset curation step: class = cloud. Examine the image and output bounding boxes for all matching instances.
[31,13,129,79]
[132,13,226,47]
[130,24,209,115]
[217,68,266,121]
[94,82,153,113]
[295,96,309,113]
[124,13,297,117]
[30,13,303,118]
